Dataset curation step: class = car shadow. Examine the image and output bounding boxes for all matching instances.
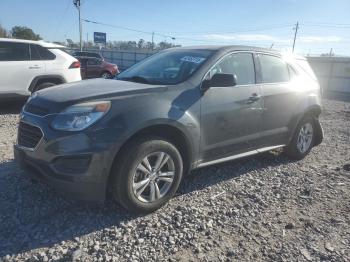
[0,150,293,257]
[0,98,26,115]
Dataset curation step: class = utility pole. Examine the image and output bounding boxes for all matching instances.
[292,21,299,52]
[329,48,333,57]
[151,32,154,50]
[73,0,83,51]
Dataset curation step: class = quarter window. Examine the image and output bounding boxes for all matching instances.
[259,54,289,83]
[0,42,30,61]
[288,65,298,79]
[210,53,255,85]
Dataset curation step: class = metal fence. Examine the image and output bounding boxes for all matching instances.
[68,48,157,71]
[307,56,350,93]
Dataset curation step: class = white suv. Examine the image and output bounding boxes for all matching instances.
[0,38,81,97]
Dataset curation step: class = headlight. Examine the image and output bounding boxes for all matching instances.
[51,101,111,131]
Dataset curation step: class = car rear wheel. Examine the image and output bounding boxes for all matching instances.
[284,116,315,160]
[111,136,183,214]
[101,72,112,79]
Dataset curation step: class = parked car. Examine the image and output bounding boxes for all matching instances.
[0,38,81,97]
[15,46,323,214]
[77,57,119,79]
[72,51,104,60]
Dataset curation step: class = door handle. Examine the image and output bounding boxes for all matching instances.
[247,93,261,104]
[28,65,42,69]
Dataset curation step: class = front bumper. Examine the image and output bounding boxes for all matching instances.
[14,111,117,202]
[14,146,106,201]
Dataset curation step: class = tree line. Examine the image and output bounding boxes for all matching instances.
[0,24,179,51]
[0,24,42,40]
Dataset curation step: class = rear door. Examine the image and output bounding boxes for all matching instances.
[200,52,263,162]
[257,53,299,146]
[0,42,44,96]
[30,44,56,74]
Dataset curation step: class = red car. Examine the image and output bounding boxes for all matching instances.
[78,57,119,79]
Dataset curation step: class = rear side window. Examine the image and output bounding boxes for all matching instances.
[74,51,100,59]
[288,65,298,79]
[296,59,317,81]
[210,52,256,85]
[30,44,56,60]
[259,54,289,83]
[87,58,102,65]
[30,45,41,60]
[0,42,30,61]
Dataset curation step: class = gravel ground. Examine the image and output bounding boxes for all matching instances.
[0,98,349,261]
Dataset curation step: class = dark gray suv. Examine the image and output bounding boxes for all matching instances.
[14,46,323,213]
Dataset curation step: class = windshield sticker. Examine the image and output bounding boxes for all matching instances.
[180,56,206,64]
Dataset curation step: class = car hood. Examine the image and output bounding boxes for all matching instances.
[36,79,166,102]
[29,79,166,112]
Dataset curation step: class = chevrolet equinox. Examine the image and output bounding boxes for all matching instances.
[15,46,323,213]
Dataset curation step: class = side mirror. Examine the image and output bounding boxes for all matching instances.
[202,73,236,90]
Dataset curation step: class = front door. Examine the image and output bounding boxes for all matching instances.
[200,52,263,163]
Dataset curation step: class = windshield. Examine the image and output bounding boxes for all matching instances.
[116,49,214,85]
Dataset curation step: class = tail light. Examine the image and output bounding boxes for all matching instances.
[69,61,81,69]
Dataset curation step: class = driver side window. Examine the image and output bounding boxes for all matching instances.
[209,53,256,85]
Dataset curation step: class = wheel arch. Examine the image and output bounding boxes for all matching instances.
[107,122,194,186]
[289,104,323,146]
[28,75,66,92]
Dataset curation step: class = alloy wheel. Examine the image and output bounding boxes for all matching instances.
[297,122,313,153]
[132,152,175,203]
[102,72,111,79]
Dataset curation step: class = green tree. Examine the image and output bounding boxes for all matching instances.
[11,26,42,40]
[0,24,9,38]
[157,41,175,50]
[138,39,145,49]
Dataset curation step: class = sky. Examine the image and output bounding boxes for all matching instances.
[0,0,349,55]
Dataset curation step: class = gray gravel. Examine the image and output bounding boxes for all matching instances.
[0,98,349,261]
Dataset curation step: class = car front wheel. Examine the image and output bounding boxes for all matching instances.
[101,72,112,79]
[111,137,183,214]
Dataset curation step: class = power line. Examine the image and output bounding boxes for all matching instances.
[79,19,349,50]
[302,22,350,28]
[83,19,176,40]
[53,0,71,40]
[156,24,294,35]
[82,19,297,46]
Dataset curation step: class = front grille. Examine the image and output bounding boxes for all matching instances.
[18,122,43,149]
[24,104,50,116]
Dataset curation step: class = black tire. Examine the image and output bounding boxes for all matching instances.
[101,72,112,79]
[32,82,55,93]
[111,136,183,214]
[284,116,315,160]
